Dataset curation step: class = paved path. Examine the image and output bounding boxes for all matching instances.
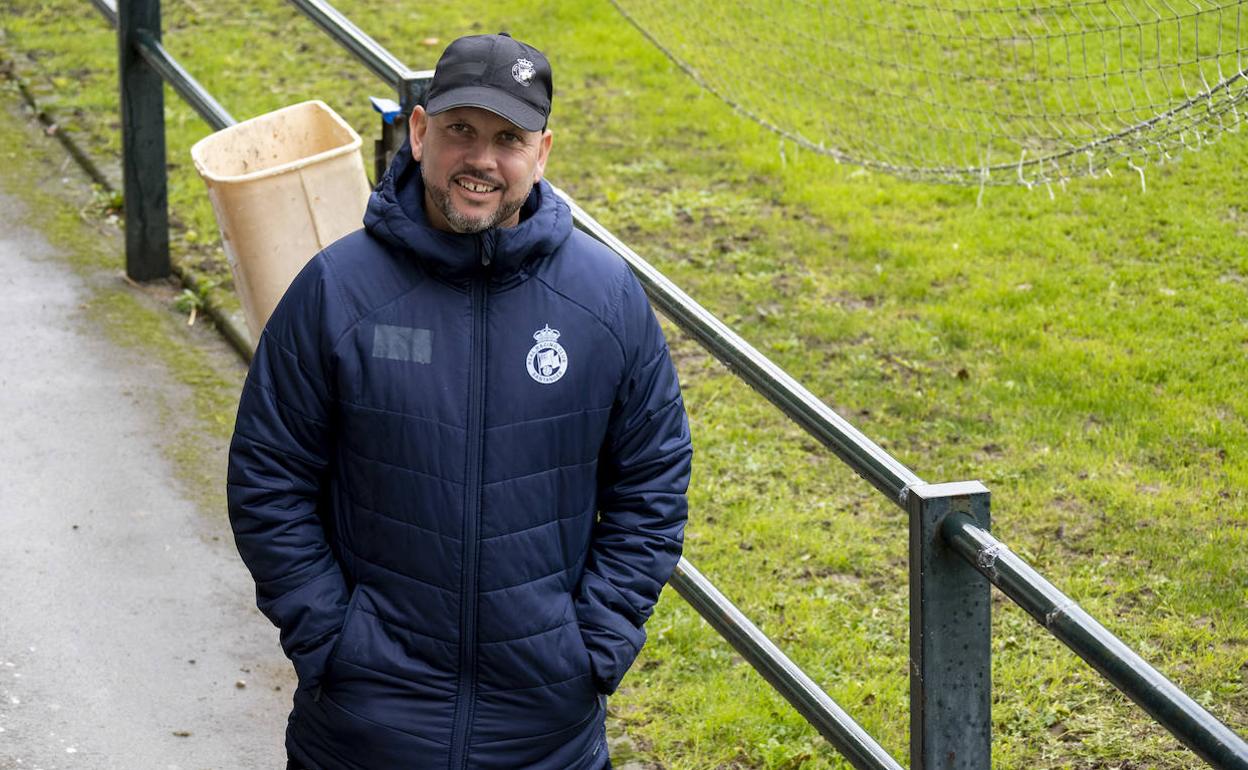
[0,178,292,763]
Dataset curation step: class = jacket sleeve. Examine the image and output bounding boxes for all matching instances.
[576,271,693,695]
[226,256,350,690]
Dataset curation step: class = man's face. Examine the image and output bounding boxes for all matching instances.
[409,106,553,234]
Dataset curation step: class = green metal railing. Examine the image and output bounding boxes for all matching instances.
[93,1,1248,767]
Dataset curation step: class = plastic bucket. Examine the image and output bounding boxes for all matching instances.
[191,100,371,343]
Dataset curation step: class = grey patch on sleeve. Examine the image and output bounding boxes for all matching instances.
[372,325,432,364]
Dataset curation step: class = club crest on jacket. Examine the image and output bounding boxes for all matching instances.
[526,324,567,384]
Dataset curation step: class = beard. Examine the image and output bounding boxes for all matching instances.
[422,165,532,234]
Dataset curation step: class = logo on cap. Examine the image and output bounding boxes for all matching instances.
[512,58,536,87]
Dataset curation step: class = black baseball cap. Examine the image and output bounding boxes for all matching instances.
[424,33,553,132]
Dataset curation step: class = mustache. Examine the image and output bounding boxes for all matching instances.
[452,167,505,188]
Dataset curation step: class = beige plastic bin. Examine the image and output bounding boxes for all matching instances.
[191,100,371,343]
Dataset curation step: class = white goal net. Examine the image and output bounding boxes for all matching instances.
[611,0,1248,185]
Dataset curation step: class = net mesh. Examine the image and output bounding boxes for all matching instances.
[610,0,1248,185]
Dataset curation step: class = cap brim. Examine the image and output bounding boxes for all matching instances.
[426,87,546,132]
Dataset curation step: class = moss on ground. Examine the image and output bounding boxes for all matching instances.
[0,85,243,519]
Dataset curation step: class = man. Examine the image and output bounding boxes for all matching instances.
[226,32,692,769]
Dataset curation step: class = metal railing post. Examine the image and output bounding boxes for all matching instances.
[907,481,992,769]
[397,71,431,114]
[376,71,432,181]
[374,113,399,184]
[942,512,1248,769]
[394,70,431,151]
[117,0,170,280]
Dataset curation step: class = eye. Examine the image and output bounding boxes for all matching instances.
[448,123,472,135]
[500,132,522,145]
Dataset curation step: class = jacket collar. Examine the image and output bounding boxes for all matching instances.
[363,140,571,282]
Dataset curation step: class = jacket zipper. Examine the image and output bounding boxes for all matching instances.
[449,236,492,769]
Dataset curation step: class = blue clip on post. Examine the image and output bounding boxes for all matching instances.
[370,96,402,125]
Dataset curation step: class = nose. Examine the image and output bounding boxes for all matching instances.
[463,136,499,174]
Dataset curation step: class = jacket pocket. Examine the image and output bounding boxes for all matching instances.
[320,587,363,689]
[569,609,600,696]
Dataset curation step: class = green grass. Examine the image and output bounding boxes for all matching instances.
[3,2,1246,768]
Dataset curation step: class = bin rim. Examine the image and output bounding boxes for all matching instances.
[191,99,365,185]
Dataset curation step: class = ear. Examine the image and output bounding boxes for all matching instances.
[408,106,429,162]
[532,130,553,183]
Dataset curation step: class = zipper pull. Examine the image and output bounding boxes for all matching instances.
[480,232,494,267]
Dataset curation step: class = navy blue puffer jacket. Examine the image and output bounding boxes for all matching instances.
[226,145,692,769]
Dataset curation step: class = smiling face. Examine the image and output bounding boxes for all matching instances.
[409,105,553,234]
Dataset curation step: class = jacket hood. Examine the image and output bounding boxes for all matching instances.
[363,140,572,281]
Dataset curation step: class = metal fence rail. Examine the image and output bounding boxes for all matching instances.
[286,0,430,100]
[556,190,925,505]
[92,1,1248,767]
[88,0,116,25]
[944,512,1248,769]
[134,31,234,130]
[284,0,431,178]
[673,559,905,770]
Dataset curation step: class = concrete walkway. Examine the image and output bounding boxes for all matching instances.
[0,135,292,765]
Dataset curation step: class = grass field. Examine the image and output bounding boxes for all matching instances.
[2,1,1246,768]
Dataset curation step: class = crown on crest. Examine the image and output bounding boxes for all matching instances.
[533,325,561,343]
